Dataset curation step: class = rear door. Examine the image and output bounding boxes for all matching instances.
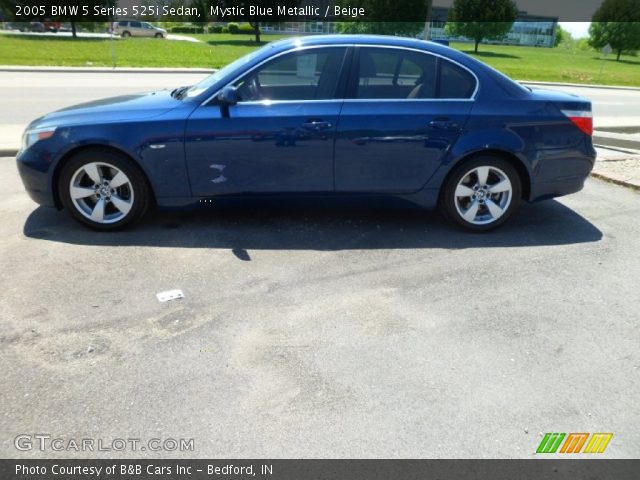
[334,47,475,193]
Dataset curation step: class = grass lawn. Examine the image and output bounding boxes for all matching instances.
[0,32,638,86]
[450,42,640,87]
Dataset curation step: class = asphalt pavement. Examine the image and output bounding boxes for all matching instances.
[1,71,639,151]
[1,154,639,458]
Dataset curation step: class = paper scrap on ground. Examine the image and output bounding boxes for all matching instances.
[156,289,184,302]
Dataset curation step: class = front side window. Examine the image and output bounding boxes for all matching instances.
[356,48,437,100]
[130,21,141,28]
[233,48,347,102]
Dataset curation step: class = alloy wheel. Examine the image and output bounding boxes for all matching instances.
[453,165,513,225]
[68,161,135,224]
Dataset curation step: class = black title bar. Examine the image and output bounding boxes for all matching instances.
[2,459,640,480]
[2,0,640,22]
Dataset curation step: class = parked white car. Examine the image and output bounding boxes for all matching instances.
[113,21,166,38]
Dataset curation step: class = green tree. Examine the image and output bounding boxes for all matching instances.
[0,0,116,38]
[589,0,640,61]
[336,0,427,37]
[211,0,301,43]
[555,24,571,47]
[445,0,518,53]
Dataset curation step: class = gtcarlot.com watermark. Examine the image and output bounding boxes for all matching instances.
[15,434,195,452]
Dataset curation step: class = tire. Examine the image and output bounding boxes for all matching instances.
[155,32,163,38]
[439,156,521,232]
[121,31,131,38]
[58,149,151,231]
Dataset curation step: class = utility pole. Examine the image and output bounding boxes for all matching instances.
[423,0,433,40]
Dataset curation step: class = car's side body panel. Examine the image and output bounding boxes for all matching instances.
[334,100,473,193]
[185,101,343,195]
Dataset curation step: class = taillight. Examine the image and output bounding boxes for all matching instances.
[561,110,593,136]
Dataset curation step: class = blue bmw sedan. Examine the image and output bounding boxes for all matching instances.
[17,35,596,232]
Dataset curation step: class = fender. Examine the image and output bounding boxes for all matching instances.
[424,125,535,192]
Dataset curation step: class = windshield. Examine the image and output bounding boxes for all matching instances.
[184,44,274,99]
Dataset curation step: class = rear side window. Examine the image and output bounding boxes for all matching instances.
[356,48,437,100]
[353,47,476,100]
[130,21,141,28]
[439,60,476,99]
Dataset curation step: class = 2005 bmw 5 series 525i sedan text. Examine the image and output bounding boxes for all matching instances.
[16,35,596,232]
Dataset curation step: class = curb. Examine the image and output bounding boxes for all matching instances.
[594,135,640,151]
[520,80,640,91]
[0,68,638,91]
[591,170,640,191]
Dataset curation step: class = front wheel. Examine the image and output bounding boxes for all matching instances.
[440,156,521,232]
[155,32,164,38]
[58,149,151,231]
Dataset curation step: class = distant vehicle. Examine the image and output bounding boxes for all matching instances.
[43,21,62,33]
[23,21,45,33]
[113,20,166,38]
[3,22,21,31]
[16,35,596,232]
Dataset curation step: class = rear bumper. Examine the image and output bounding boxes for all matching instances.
[530,174,589,202]
[529,143,596,201]
[16,148,57,207]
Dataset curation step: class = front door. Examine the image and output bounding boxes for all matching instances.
[334,47,475,193]
[185,47,348,197]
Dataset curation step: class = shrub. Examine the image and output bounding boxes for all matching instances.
[169,26,204,34]
[238,23,255,34]
[208,25,223,34]
[227,22,239,34]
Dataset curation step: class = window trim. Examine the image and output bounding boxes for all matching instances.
[348,45,478,102]
[204,45,351,106]
[202,43,479,106]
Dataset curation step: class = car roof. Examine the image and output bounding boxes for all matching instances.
[266,34,528,99]
[271,34,455,56]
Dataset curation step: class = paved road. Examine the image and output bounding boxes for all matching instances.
[527,84,640,129]
[0,71,208,150]
[1,155,639,458]
[1,71,639,150]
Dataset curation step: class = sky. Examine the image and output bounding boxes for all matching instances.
[559,22,591,39]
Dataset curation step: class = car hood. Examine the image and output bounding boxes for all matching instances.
[29,90,185,129]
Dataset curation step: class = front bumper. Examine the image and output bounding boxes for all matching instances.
[16,147,57,207]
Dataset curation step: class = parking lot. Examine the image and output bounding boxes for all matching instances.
[1,152,639,457]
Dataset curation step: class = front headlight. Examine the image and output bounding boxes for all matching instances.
[21,127,56,151]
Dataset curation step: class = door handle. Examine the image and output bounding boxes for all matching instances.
[302,120,333,131]
[428,118,459,130]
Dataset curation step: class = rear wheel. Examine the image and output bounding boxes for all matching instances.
[440,156,521,232]
[58,149,151,231]
[121,31,131,38]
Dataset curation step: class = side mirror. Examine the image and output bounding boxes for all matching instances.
[218,86,238,106]
[217,86,237,118]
